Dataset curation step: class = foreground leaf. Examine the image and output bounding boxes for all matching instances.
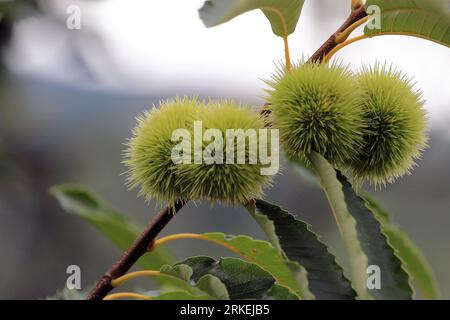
[160,264,229,299]
[153,291,212,300]
[247,199,356,300]
[196,275,230,300]
[364,0,450,46]
[336,171,413,299]
[307,152,369,298]
[365,196,440,299]
[50,185,174,271]
[201,232,302,298]
[45,288,86,300]
[261,284,299,300]
[199,0,305,37]
[174,256,298,300]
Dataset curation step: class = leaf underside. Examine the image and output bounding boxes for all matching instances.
[364,196,440,299]
[336,171,414,299]
[201,232,303,298]
[199,0,305,37]
[365,0,450,46]
[166,256,299,300]
[290,155,438,300]
[50,185,174,272]
[250,199,357,300]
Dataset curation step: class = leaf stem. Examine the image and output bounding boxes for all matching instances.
[110,269,199,291]
[335,16,370,44]
[283,35,292,71]
[325,31,450,62]
[103,292,153,300]
[111,270,163,287]
[151,233,242,256]
[324,34,368,62]
[86,200,187,300]
[261,6,292,71]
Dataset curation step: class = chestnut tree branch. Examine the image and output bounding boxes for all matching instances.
[308,4,367,63]
[87,200,187,300]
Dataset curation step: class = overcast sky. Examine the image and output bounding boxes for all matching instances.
[7,0,450,124]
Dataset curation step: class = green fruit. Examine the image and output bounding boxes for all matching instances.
[176,100,273,205]
[265,62,365,165]
[124,97,200,204]
[349,65,428,185]
[125,97,273,205]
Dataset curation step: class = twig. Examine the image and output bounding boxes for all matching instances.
[87,200,187,300]
[308,4,367,63]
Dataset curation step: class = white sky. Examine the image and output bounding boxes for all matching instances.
[7,0,450,123]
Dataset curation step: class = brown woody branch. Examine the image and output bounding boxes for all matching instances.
[87,200,187,300]
[308,4,367,63]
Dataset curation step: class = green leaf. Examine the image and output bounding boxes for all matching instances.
[199,0,305,37]
[50,185,175,271]
[307,151,369,298]
[160,264,229,299]
[175,256,299,300]
[382,226,440,300]
[153,291,212,300]
[45,288,86,300]
[336,171,414,299]
[0,0,40,18]
[196,275,230,300]
[363,195,392,223]
[201,232,302,298]
[160,264,193,283]
[364,0,450,46]
[261,284,299,300]
[283,260,313,300]
[365,196,440,300]
[247,199,356,300]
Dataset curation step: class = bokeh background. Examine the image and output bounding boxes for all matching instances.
[0,0,449,299]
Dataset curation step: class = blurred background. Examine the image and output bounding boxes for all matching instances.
[0,0,449,299]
